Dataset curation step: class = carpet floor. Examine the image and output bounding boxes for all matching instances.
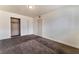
[0,34,79,54]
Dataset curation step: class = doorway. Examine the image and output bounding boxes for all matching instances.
[11,17,21,37]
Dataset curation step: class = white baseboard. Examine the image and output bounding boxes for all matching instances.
[42,35,79,49]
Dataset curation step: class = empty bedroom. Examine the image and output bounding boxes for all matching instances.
[0,5,79,54]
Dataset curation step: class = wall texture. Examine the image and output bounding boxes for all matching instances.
[0,10,33,40]
[41,6,79,48]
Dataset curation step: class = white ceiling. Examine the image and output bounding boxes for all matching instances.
[0,5,63,17]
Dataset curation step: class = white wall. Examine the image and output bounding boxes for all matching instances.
[33,17,42,36]
[40,6,79,48]
[0,10,33,40]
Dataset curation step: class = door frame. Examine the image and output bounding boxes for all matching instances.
[10,17,21,37]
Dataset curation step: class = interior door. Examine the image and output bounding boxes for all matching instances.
[11,17,20,37]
